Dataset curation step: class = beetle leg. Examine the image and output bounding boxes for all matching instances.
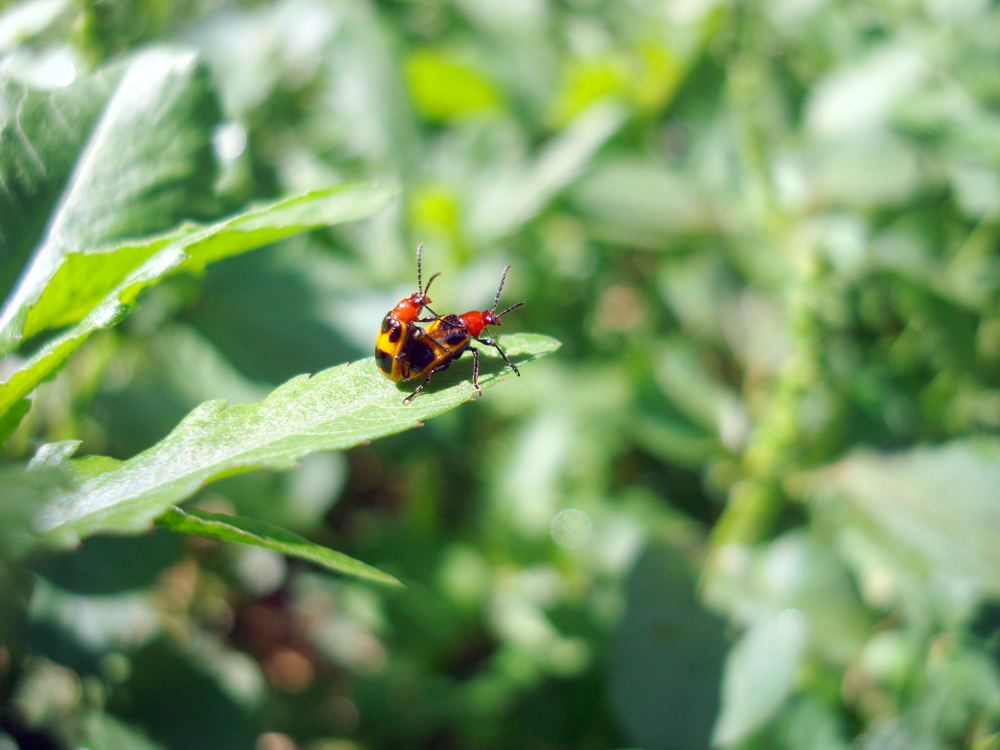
[470,347,482,397]
[403,362,452,404]
[475,337,520,377]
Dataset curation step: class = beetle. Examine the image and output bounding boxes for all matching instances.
[400,264,524,404]
[374,243,441,382]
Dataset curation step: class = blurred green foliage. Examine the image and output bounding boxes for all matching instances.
[2,0,1000,749]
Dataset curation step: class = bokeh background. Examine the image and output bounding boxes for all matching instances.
[2,0,999,748]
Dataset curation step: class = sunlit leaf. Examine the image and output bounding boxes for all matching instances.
[155,506,402,587]
[0,48,220,353]
[15,334,559,551]
[0,0,71,55]
[0,183,398,423]
[0,61,117,300]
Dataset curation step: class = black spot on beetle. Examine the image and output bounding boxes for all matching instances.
[376,348,394,374]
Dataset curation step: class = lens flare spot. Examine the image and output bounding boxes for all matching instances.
[550,509,593,549]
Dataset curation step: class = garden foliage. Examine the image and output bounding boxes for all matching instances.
[0,0,998,749]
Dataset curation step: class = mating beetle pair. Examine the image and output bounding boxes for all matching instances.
[375,245,523,403]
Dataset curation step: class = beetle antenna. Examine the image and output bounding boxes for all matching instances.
[423,272,440,296]
[492,265,512,313]
[497,300,524,318]
[416,243,425,292]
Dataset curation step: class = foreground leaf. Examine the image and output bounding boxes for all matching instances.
[155,506,402,587]
[21,333,559,550]
[0,48,219,353]
[0,63,121,300]
[0,183,398,423]
[0,462,74,557]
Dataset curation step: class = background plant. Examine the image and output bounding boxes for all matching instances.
[1,0,998,749]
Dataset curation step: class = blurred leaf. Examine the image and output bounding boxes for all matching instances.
[0,0,71,54]
[712,614,808,747]
[0,554,31,646]
[548,58,626,127]
[654,336,748,451]
[804,42,929,139]
[80,711,169,750]
[630,413,721,468]
[923,642,1000,737]
[0,461,73,557]
[0,183,399,421]
[0,396,30,446]
[155,505,401,587]
[756,534,873,665]
[548,41,686,126]
[630,41,686,112]
[19,333,558,550]
[158,322,271,406]
[781,697,852,750]
[110,641,258,750]
[467,103,625,242]
[29,524,184,595]
[610,546,727,750]
[795,439,1000,594]
[571,156,715,247]
[856,717,947,750]
[28,576,162,652]
[702,531,875,665]
[810,131,923,210]
[177,250,359,386]
[0,47,220,353]
[405,48,502,122]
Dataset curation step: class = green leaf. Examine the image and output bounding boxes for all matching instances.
[0,61,120,300]
[0,183,398,421]
[654,336,747,443]
[0,1,72,56]
[0,461,74,558]
[610,546,727,750]
[712,614,808,747]
[18,333,559,551]
[570,156,715,247]
[794,438,1000,594]
[0,396,30,447]
[0,47,220,353]
[466,103,625,242]
[404,48,502,121]
[80,711,169,750]
[155,505,402,587]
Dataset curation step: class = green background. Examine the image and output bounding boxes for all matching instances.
[1,0,999,748]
